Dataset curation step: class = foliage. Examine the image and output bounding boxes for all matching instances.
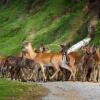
[0,0,99,55]
[0,79,37,100]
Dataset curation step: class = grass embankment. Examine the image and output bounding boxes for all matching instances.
[0,0,89,56]
[0,79,48,100]
[0,0,99,56]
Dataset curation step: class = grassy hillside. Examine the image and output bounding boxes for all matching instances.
[0,0,99,56]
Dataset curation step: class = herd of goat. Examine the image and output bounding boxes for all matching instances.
[0,42,100,83]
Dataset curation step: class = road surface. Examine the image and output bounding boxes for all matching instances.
[38,81,100,100]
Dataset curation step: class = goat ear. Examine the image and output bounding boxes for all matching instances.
[92,44,97,49]
[81,46,84,51]
[94,46,97,51]
[33,48,36,51]
[22,40,32,45]
[94,45,97,49]
[60,45,64,48]
[65,42,71,48]
[22,41,29,46]
[22,41,25,46]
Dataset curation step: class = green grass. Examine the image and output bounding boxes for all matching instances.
[0,0,99,56]
[32,0,88,50]
[0,79,37,100]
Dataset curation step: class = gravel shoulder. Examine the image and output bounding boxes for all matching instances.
[38,81,100,100]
